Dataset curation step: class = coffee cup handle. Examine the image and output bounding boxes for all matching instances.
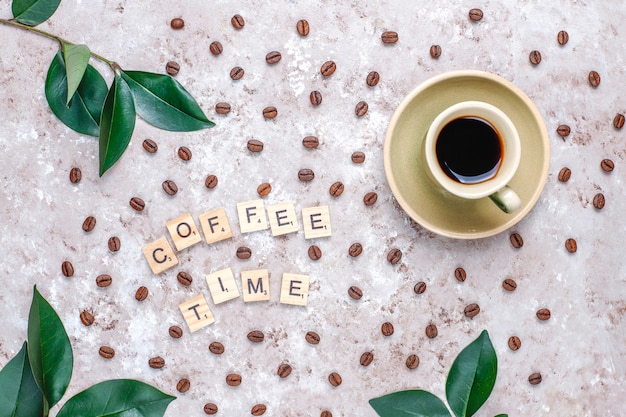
[489,186,521,214]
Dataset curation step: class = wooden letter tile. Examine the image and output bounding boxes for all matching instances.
[166,213,202,251]
[179,294,215,332]
[237,200,268,233]
[280,273,310,306]
[267,201,299,236]
[142,237,178,275]
[302,205,332,239]
[206,267,240,304]
[241,269,270,302]
[198,208,233,244]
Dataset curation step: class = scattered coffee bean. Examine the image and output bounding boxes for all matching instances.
[176,378,190,393]
[348,286,363,300]
[177,271,193,286]
[348,242,363,257]
[536,308,551,321]
[135,286,149,301]
[556,124,571,138]
[321,411,333,417]
[298,168,315,181]
[169,325,183,339]
[277,363,293,378]
[558,167,571,182]
[170,18,184,29]
[454,267,467,282]
[82,215,96,232]
[406,354,419,369]
[62,260,74,277]
[205,174,218,189]
[204,403,218,415]
[387,248,402,265]
[360,351,374,366]
[230,66,244,80]
[588,70,601,87]
[510,232,524,248]
[215,102,231,115]
[381,31,398,44]
[508,336,521,351]
[329,181,344,197]
[600,158,614,172]
[565,238,577,253]
[247,330,265,343]
[351,151,365,163]
[366,71,380,87]
[429,44,442,58]
[266,51,282,64]
[296,19,310,36]
[162,180,178,196]
[468,8,483,21]
[69,167,82,184]
[178,146,192,161]
[328,372,342,387]
[166,61,180,76]
[209,41,223,56]
[231,14,245,29]
[613,113,625,129]
[149,356,165,369]
[143,138,158,153]
[257,183,272,197]
[381,322,394,336]
[414,281,427,294]
[236,246,252,259]
[305,331,320,345]
[355,101,369,117]
[262,106,278,119]
[308,245,322,260]
[209,341,225,354]
[464,303,480,319]
[592,193,605,210]
[96,274,112,288]
[528,372,542,385]
[502,278,517,291]
[108,236,121,252]
[310,90,323,106]
[226,374,242,386]
[425,323,438,339]
[557,30,569,45]
[99,346,115,359]
[80,309,94,326]
[251,404,267,416]
[303,136,319,149]
[363,191,378,206]
[320,60,336,76]
[247,139,264,152]
[529,50,542,65]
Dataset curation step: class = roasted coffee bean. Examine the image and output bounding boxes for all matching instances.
[308,245,322,260]
[348,286,363,300]
[558,167,571,182]
[381,322,394,336]
[226,374,242,386]
[303,136,319,149]
[600,158,614,172]
[204,403,218,415]
[565,238,577,253]
[508,336,521,351]
[536,308,551,321]
[247,330,265,343]
[277,363,292,378]
[329,181,344,197]
[62,260,74,277]
[177,271,193,286]
[351,151,365,163]
[588,70,601,87]
[176,378,190,393]
[257,182,272,197]
[502,278,517,291]
[143,138,158,153]
[266,51,282,64]
[166,61,180,76]
[429,44,442,58]
[162,180,178,196]
[355,101,369,117]
[556,124,571,137]
[360,351,374,366]
[310,90,322,106]
[613,113,625,129]
[320,60,336,76]
[262,106,278,119]
[468,8,483,21]
[247,139,264,152]
[321,411,333,417]
[178,146,192,161]
[209,341,225,354]
[425,323,438,339]
[251,404,267,416]
[236,246,252,259]
[135,286,149,301]
[464,303,480,319]
[296,19,310,36]
[363,191,378,206]
[592,193,605,210]
[406,354,419,369]
[231,14,245,29]
[149,356,165,369]
[528,372,542,385]
[328,372,342,387]
[365,72,380,88]
[99,346,115,359]
[209,41,223,55]
[230,66,244,80]
[108,236,121,252]
[510,232,524,248]
[557,30,569,45]
[215,102,231,114]
[414,281,427,294]
[169,325,183,339]
[305,331,320,345]
[381,31,398,44]
[387,248,402,265]
[348,242,363,257]
[80,310,94,326]
[298,168,315,181]
[69,167,82,184]
[454,267,467,282]
[529,50,542,65]
[170,18,184,29]
[96,274,112,288]
[205,174,218,189]
[82,215,96,232]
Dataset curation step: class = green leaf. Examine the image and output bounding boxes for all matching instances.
[369,390,452,417]
[0,342,44,417]
[63,44,91,105]
[494,414,508,417]
[99,75,136,176]
[446,330,497,417]
[45,51,108,137]
[56,379,175,417]
[121,71,214,131]
[12,0,61,26]
[27,286,73,411]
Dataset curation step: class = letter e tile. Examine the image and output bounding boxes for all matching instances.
[280,273,310,306]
